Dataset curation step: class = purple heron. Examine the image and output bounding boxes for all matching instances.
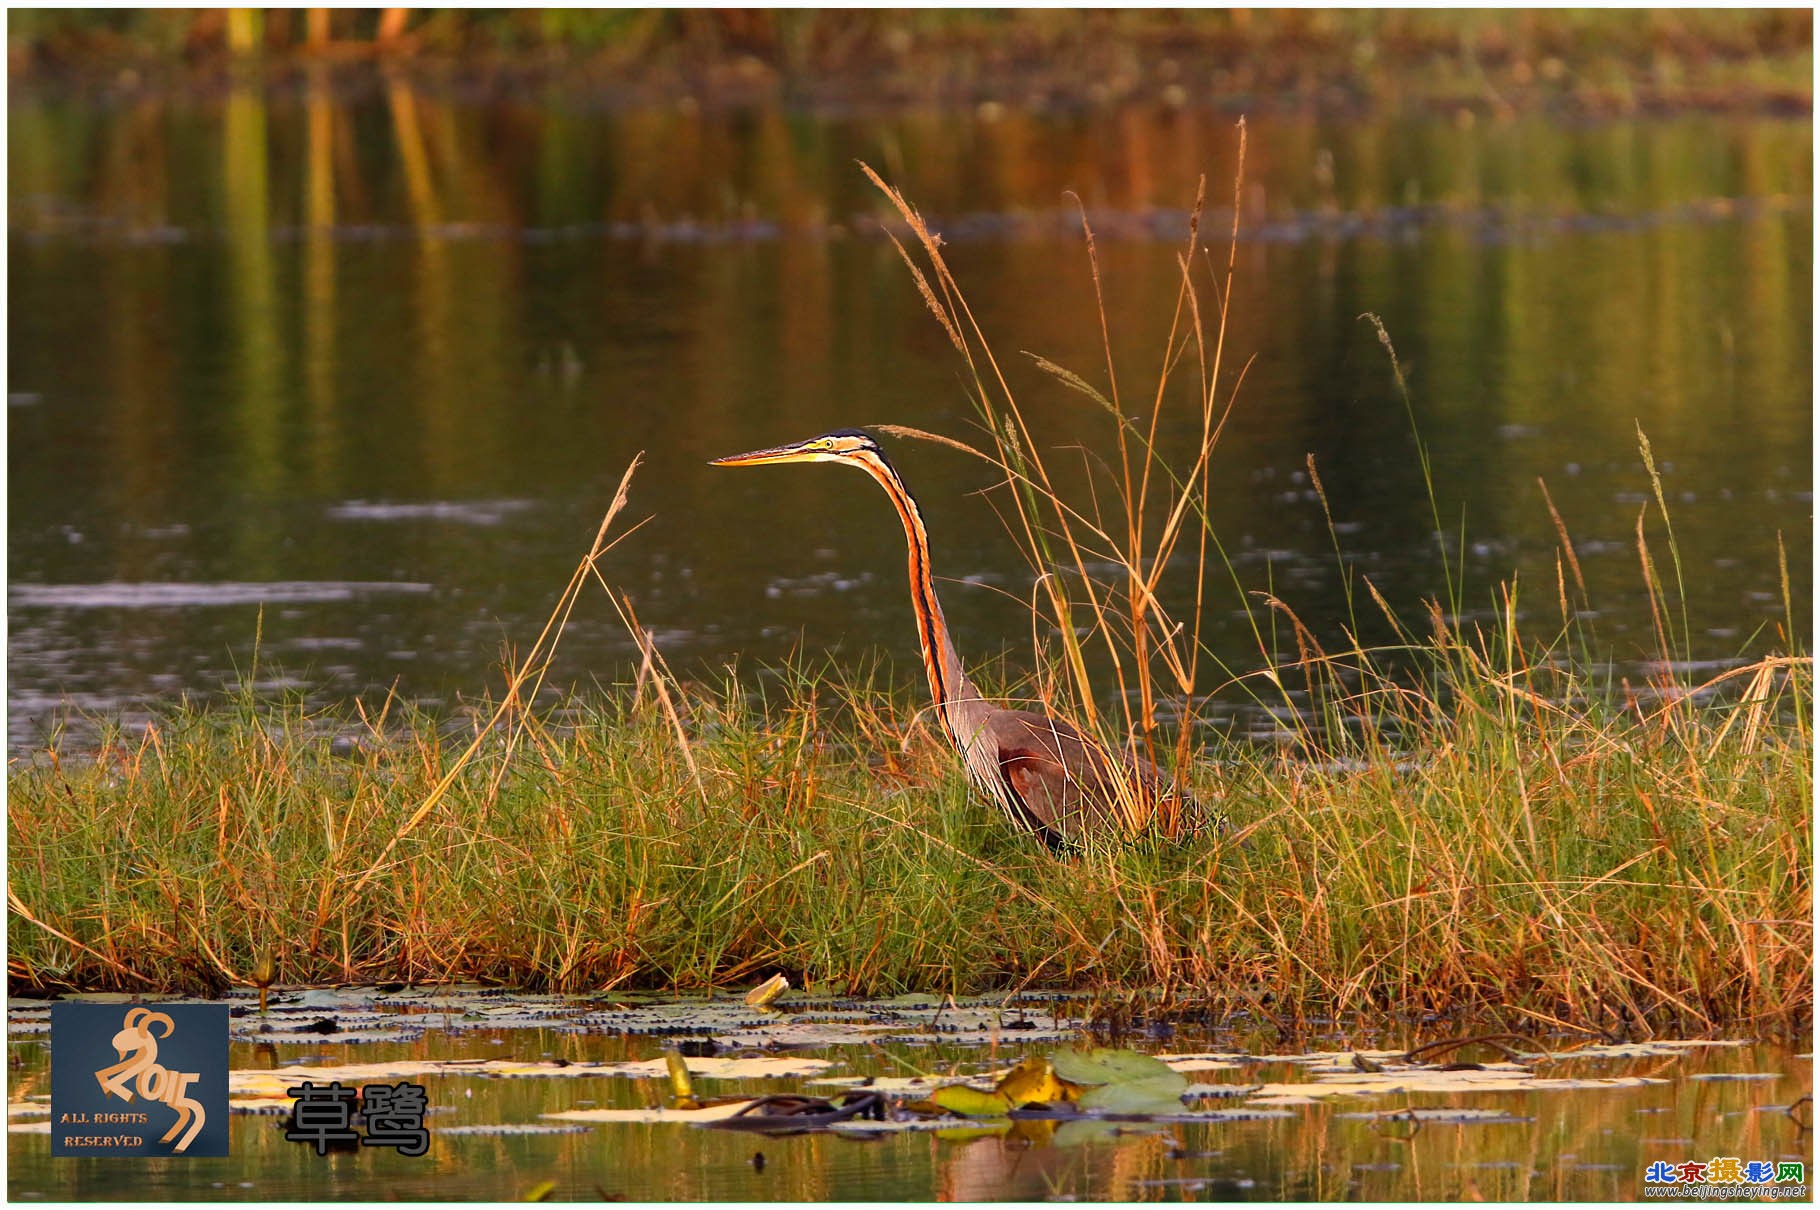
[711,428,1193,848]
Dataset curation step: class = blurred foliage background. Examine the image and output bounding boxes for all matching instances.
[9,8,1812,115]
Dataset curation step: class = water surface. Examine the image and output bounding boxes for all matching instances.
[8,989,1813,1202]
[8,86,1812,751]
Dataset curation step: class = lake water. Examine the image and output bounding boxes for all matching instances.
[7,84,1812,752]
[7,989,1813,1202]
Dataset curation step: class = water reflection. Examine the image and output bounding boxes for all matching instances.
[7,1023,1811,1202]
[7,82,1811,750]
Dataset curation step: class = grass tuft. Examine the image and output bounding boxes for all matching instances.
[7,642,1810,1035]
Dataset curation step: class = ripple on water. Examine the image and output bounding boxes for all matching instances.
[9,581,436,609]
[325,500,536,525]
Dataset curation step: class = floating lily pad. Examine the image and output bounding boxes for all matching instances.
[1076,1076,1188,1115]
[1335,1108,1532,1124]
[1243,1069,1668,1099]
[227,1053,834,1101]
[237,1030,414,1045]
[543,1101,760,1125]
[1156,1054,1247,1072]
[440,1123,594,1136]
[1524,1077,1671,1090]
[710,1023,898,1049]
[828,1117,968,1134]
[228,1100,292,1116]
[997,1056,1074,1109]
[930,1084,1011,1118]
[1192,1107,1299,1121]
[1051,1048,1183,1088]
[808,1075,941,1093]
[610,1055,836,1080]
[744,974,790,1008]
[1276,1050,1409,1066]
[1183,1083,1264,1099]
[1053,1118,1129,1147]
[932,1124,1011,1143]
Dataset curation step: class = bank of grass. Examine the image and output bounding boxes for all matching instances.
[6,638,1811,1036]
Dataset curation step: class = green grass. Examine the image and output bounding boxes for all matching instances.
[8,638,1810,1036]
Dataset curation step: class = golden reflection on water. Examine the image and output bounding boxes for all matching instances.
[11,80,1811,233]
[7,1030,1812,1201]
[5,81,1811,745]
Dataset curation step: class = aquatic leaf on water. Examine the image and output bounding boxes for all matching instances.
[664,1049,697,1108]
[930,1084,1012,1118]
[711,1022,898,1048]
[544,1101,762,1124]
[228,1100,295,1116]
[1076,1076,1190,1115]
[1501,1076,1670,1091]
[1334,1107,1533,1124]
[439,1124,593,1136]
[1182,1082,1263,1099]
[1191,1107,1299,1120]
[1248,1094,1323,1106]
[1562,1039,1754,1055]
[1242,1070,1669,1100]
[1155,1054,1247,1072]
[873,1026,1078,1045]
[996,1056,1076,1108]
[745,974,790,1009]
[1053,1118,1122,1147]
[228,1054,834,1100]
[883,993,946,1007]
[1276,1050,1408,1065]
[1050,1047,1183,1088]
[828,1117,962,1134]
[809,1075,942,1093]
[610,1055,836,1080]
[240,1030,413,1045]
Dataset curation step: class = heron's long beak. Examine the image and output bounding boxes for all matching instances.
[708,440,823,468]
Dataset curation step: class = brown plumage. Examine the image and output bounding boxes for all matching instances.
[711,427,1192,848]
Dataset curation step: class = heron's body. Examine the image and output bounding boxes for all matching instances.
[711,428,1181,847]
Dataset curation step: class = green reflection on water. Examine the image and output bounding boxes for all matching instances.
[6,87,1810,747]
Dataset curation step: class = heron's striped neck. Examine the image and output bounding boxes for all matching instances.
[851,450,979,734]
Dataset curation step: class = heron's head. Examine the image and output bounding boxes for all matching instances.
[709,428,885,470]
